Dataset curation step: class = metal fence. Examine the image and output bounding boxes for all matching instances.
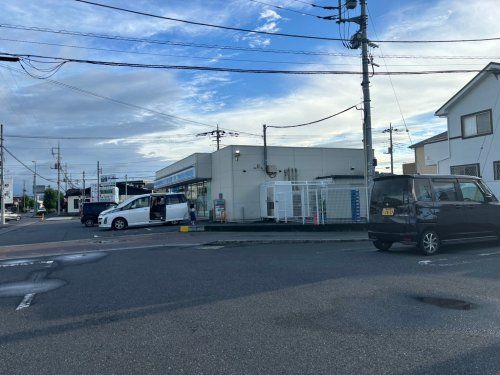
[261,181,368,224]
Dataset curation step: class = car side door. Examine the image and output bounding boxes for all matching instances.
[431,178,463,240]
[123,196,150,226]
[457,179,496,237]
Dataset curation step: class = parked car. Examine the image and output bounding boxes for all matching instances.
[4,211,21,221]
[98,193,188,230]
[81,202,117,227]
[368,174,500,255]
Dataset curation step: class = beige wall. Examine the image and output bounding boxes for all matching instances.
[415,146,437,174]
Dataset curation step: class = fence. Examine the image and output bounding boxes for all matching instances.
[260,181,368,224]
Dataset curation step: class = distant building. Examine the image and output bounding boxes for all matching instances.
[408,131,448,174]
[65,181,151,214]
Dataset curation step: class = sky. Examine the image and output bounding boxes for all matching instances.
[1,0,500,194]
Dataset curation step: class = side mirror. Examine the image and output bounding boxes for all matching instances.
[485,194,494,202]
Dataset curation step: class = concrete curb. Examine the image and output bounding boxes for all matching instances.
[206,238,370,245]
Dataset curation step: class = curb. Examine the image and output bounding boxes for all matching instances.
[206,238,370,245]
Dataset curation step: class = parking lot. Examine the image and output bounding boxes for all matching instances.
[0,219,498,373]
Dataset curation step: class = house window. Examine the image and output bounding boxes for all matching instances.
[461,110,492,138]
[494,161,500,180]
[450,163,480,177]
[73,199,79,210]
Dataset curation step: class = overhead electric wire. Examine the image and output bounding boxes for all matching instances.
[3,52,499,75]
[4,24,500,60]
[267,104,360,128]
[246,0,323,18]
[0,63,261,138]
[73,1,500,43]
[3,147,54,182]
[73,0,344,42]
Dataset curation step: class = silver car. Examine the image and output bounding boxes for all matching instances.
[4,211,21,221]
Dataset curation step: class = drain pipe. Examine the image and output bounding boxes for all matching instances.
[263,124,268,175]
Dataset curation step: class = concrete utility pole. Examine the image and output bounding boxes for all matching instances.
[125,174,128,199]
[51,143,61,215]
[97,161,100,202]
[32,161,37,215]
[82,170,85,205]
[196,125,238,151]
[383,123,401,175]
[0,124,5,225]
[23,180,26,212]
[360,0,374,182]
[337,0,376,184]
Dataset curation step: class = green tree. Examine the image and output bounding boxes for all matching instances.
[20,195,35,212]
[43,188,63,212]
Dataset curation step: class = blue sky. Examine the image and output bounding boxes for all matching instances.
[1,0,500,193]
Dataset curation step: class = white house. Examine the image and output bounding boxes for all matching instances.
[424,62,500,197]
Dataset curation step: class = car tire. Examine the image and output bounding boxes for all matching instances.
[112,218,127,230]
[84,218,94,227]
[16,216,21,221]
[373,240,392,252]
[419,229,440,256]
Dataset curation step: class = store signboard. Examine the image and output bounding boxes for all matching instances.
[154,167,195,189]
[100,174,117,187]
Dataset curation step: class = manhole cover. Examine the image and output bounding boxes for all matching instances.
[414,296,475,310]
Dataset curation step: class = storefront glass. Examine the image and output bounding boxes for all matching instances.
[172,180,211,218]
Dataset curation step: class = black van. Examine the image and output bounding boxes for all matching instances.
[80,202,117,227]
[368,175,500,255]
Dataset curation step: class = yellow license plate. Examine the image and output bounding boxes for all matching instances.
[382,208,395,216]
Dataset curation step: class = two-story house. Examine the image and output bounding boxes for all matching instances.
[423,62,500,197]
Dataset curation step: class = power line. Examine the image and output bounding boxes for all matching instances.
[73,0,343,42]
[3,52,499,75]
[3,147,54,182]
[246,0,323,18]
[72,1,500,44]
[0,63,261,137]
[2,36,493,68]
[4,24,500,60]
[267,104,360,128]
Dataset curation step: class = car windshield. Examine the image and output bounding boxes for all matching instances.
[371,177,411,207]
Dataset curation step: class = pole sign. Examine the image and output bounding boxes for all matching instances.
[3,178,13,204]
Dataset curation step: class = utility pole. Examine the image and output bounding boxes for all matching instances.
[51,143,61,215]
[82,171,86,205]
[23,180,26,212]
[32,161,37,215]
[196,125,238,151]
[125,174,128,199]
[337,0,376,184]
[382,123,400,174]
[0,124,4,225]
[97,161,100,202]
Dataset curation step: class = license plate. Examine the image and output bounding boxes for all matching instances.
[382,207,395,216]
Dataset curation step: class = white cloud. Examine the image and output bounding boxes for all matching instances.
[260,9,282,21]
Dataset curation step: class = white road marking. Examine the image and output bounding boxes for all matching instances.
[16,293,35,310]
[0,260,53,268]
[418,260,432,265]
[478,251,500,256]
[198,245,225,250]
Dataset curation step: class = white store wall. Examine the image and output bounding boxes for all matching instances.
[210,145,365,221]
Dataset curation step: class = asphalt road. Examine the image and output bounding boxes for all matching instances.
[0,217,180,246]
[0,238,498,374]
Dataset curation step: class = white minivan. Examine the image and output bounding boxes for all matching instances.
[98,193,189,230]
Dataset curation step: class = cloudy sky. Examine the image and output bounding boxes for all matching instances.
[1,0,500,194]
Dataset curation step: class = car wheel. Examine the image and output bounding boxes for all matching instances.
[373,240,392,252]
[112,218,127,230]
[84,218,94,227]
[419,230,440,255]
[16,216,21,221]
